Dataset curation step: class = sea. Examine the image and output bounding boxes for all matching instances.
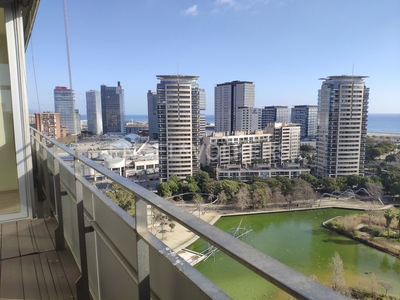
[80,113,400,134]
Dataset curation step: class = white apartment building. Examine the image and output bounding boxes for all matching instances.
[265,123,301,166]
[201,130,273,168]
[214,81,255,133]
[316,75,369,178]
[86,90,103,135]
[201,124,305,181]
[157,75,201,181]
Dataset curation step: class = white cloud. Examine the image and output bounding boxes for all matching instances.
[216,0,236,5]
[182,5,198,16]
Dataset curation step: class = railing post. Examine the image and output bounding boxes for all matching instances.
[136,198,150,300]
[74,153,90,300]
[52,145,65,250]
[41,138,51,217]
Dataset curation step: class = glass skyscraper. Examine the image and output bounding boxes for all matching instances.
[54,86,76,134]
[101,82,125,134]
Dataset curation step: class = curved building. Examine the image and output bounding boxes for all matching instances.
[316,75,369,178]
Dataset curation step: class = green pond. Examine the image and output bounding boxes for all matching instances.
[187,208,400,299]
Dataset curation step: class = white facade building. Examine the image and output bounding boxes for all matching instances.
[86,90,103,135]
[316,75,369,178]
[157,75,201,181]
[202,123,301,167]
[201,124,305,181]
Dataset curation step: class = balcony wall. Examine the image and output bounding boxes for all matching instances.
[30,128,344,300]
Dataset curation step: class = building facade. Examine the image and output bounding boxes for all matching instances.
[34,112,62,139]
[316,75,369,178]
[265,122,301,166]
[54,86,76,134]
[214,81,255,133]
[201,123,300,168]
[201,125,305,181]
[75,109,81,135]
[147,90,158,140]
[199,88,206,137]
[291,105,318,139]
[101,82,125,134]
[261,106,290,128]
[156,75,201,181]
[86,89,103,135]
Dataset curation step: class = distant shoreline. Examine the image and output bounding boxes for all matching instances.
[367,132,400,137]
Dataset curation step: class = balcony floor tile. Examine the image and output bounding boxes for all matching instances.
[0,218,81,299]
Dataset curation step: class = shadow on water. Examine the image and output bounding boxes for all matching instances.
[321,238,359,245]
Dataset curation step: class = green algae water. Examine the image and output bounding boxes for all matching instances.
[188,208,400,299]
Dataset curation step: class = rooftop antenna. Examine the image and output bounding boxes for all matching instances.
[177,63,180,76]
[352,64,354,76]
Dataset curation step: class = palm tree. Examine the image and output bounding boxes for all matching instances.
[383,208,396,238]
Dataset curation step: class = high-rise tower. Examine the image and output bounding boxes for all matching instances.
[261,106,290,128]
[156,75,201,181]
[147,90,158,140]
[101,82,125,134]
[86,90,103,135]
[316,75,369,178]
[291,105,318,139]
[54,86,76,134]
[214,81,254,133]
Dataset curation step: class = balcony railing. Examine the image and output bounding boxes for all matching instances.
[30,128,345,300]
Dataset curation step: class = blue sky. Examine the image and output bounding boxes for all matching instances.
[26,0,400,115]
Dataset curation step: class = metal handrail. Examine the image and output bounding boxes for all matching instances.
[30,128,345,300]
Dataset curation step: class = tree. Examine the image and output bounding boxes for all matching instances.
[200,164,216,179]
[271,189,286,208]
[299,173,320,189]
[194,170,211,193]
[234,186,250,211]
[250,191,262,210]
[290,178,317,206]
[329,251,348,295]
[321,177,339,194]
[220,180,240,200]
[105,183,135,215]
[365,181,383,201]
[379,281,393,297]
[385,154,397,164]
[275,176,293,196]
[168,180,179,195]
[383,208,396,238]
[156,182,172,198]
[217,190,228,206]
[169,174,181,184]
[169,222,176,232]
[300,144,314,152]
